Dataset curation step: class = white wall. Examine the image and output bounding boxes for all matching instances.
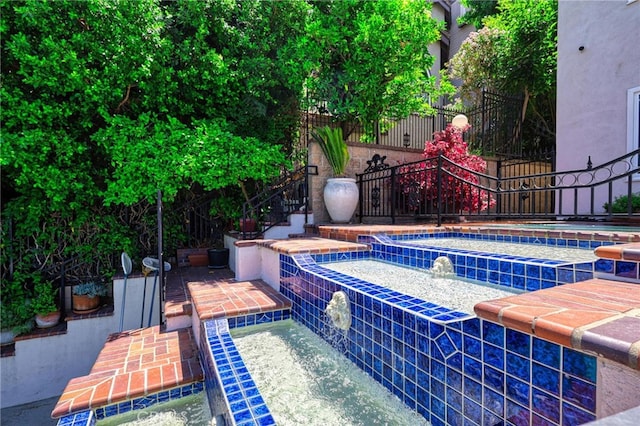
[557,0,640,213]
[0,276,160,408]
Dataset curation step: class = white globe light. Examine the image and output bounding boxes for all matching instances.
[451,114,469,129]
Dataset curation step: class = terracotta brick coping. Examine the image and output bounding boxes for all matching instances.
[52,326,202,418]
[474,278,640,371]
[188,277,291,321]
[595,242,640,261]
[317,223,640,243]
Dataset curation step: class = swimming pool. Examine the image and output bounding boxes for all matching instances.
[478,222,640,233]
[323,259,519,314]
[400,237,598,263]
[279,245,601,425]
[232,320,429,426]
[96,392,211,425]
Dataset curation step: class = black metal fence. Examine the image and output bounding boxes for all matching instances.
[357,149,640,225]
[303,90,525,154]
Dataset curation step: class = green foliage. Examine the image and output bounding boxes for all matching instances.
[311,126,350,177]
[1,0,306,278]
[0,273,34,334]
[72,282,108,298]
[31,277,58,315]
[603,193,640,213]
[459,1,499,28]
[299,0,448,140]
[447,0,557,140]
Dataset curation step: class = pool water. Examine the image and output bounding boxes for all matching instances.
[479,223,640,232]
[403,237,598,263]
[231,320,430,426]
[96,393,212,425]
[322,260,519,314]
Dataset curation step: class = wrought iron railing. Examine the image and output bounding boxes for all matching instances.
[357,149,640,225]
[240,165,311,239]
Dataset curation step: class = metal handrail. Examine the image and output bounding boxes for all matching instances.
[240,166,310,239]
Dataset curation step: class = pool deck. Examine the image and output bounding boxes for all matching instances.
[52,224,640,419]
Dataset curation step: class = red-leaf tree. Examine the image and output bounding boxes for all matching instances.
[397,124,495,213]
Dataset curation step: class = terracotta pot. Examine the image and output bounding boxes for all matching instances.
[72,294,101,314]
[239,218,257,232]
[188,254,209,267]
[35,310,61,328]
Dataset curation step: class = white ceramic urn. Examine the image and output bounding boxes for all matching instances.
[323,178,359,223]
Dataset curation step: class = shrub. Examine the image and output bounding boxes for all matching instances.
[603,193,640,213]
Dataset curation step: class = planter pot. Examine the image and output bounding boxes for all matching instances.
[239,218,257,233]
[207,248,229,269]
[35,310,61,328]
[72,294,101,314]
[1,329,15,345]
[188,254,209,267]
[324,178,359,223]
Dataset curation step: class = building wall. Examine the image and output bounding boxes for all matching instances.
[556,0,640,212]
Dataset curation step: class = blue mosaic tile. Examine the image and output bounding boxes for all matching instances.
[594,258,614,273]
[506,353,530,381]
[506,376,530,406]
[484,365,504,392]
[447,387,463,411]
[464,397,483,424]
[562,374,596,413]
[463,355,482,381]
[483,321,504,346]
[615,261,638,279]
[562,349,597,384]
[506,329,530,356]
[484,387,504,416]
[532,388,560,423]
[532,363,560,395]
[463,335,482,360]
[506,399,529,425]
[562,402,596,425]
[483,343,504,369]
[532,338,560,368]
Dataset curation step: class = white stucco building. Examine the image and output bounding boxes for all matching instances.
[556,0,640,211]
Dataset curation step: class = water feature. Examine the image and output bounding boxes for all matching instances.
[231,320,429,426]
[402,237,598,263]
[96,393,212,425]
[477,222,640,233]
[280,249,601,425]
[322,259,519,314]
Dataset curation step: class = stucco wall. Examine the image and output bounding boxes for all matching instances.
[557,0,640,212]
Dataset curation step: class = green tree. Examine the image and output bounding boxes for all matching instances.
[1,0,307,276]
[299,0,446,141]
[459,0,499,29]
[448,0,557,145]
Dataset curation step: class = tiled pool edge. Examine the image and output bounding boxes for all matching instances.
[199,313,290,426]
[366,233,608,290]
[55,382,205,426]
[282,252,601,425]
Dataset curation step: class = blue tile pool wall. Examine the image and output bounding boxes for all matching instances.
[358,234,604,291]
[55,382,205,426]
[281,253,598,426]
[200,318,277,426]
[388,231,614,250]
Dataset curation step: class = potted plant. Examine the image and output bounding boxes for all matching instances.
[72,282,108,314]
[311,125,358,223]
[31,278,61,328]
